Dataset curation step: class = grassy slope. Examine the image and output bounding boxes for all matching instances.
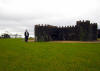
[0,39,100,71]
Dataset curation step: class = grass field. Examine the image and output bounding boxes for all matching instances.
[0,39,100,71]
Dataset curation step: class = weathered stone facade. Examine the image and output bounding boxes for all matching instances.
[35,20,97,41]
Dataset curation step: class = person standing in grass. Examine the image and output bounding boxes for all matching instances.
[24,30,29,42]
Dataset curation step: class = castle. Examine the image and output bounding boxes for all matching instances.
[35,20,97,41]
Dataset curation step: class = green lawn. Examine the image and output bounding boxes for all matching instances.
[0,39,100,71]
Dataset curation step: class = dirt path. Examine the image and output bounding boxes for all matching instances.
[28,40,34,42]
[28,39,100,43]
[51,40,100,43]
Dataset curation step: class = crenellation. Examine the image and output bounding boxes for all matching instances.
[35,20,98,41]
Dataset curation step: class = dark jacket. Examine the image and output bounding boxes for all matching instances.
[24,31,29,37]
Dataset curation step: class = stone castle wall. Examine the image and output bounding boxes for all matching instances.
[35,20,97,41]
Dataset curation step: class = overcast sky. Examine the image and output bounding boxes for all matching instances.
[0,0,100,37]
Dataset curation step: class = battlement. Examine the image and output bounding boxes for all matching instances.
[35,20,98,41]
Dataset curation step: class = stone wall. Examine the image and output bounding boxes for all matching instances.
[35,20,97,41]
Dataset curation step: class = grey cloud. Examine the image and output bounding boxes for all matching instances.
[0,0,100,37]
